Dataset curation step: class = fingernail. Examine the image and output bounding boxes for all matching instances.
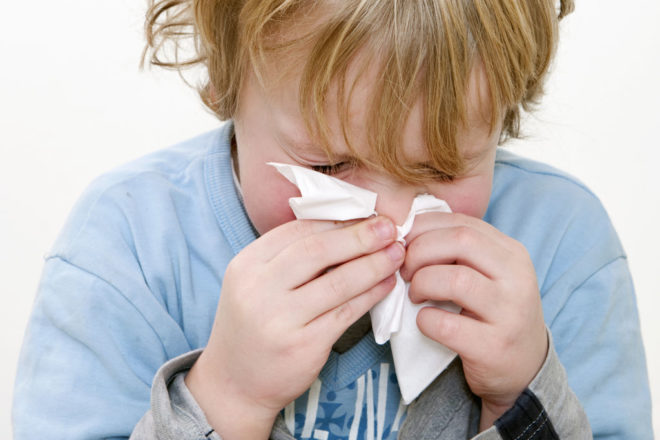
[373,218,395,240]
[385,242,404,261]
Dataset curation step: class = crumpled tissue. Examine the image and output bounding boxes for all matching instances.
[269,162,460,404]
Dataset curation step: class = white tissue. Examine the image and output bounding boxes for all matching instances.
[270,162,460,403]
[268,162,377,221]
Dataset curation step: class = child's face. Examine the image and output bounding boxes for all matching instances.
[233,57,501,235]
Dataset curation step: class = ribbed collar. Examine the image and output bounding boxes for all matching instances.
[203,121,258,254]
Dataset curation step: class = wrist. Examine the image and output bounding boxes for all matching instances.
[185,350,278,440]
[479,397,516,432]
[479,328,550,431]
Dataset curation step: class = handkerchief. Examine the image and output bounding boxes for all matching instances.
[269,162,460,403]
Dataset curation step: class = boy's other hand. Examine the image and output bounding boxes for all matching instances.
[401,212,548,431]
[185,216,404,439]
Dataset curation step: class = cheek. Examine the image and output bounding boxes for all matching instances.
[446,193,490,218]
[440,179,492,219]
[242,172,300,235]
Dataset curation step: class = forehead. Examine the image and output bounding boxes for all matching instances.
[262,58,495,165]
[242,1,499,173]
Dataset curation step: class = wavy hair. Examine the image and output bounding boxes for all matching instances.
[143,0,574,181]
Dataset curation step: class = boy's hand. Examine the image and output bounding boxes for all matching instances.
[400,212,548,431]
[185,216,404,439]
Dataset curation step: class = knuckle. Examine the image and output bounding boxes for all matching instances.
[496,326,517,353]
[419,308,459,340]
[453,225,474,247]
[502,246,519,267]
[226,254,246,275]
[327,272,349,298]
[506,238,529,265]
[450,267,473,296]
[435,312,460,339]
[511,237,528,255]
[301,234,327,261]
[332,301,356,327]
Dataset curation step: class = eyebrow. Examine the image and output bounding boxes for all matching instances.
[279,127,486,172]
[278,130,356,162]
[278,130,322,152]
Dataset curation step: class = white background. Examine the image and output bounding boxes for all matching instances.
[1,1,658,437]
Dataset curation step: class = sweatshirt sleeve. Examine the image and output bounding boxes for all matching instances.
[13,127,252,439]
[12,257,192,439]
[476,258,652,439]
[474,330,592,439]
[482,254,652,439]
[130,350,222,440]
[130,350,296,440]
[12,162,220,439]
[545,256,652,438]
[487,154,652,438]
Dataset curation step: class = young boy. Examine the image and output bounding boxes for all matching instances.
[13,1,652,439]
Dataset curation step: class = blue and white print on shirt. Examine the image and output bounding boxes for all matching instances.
[283,339,407,440]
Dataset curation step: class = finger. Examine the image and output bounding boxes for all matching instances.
[416,306,491,362]
[400,225,514,281]
[306,273,397,343]
[242,218,360,263]
[295,241,405,321]
[408,264,499,321]
[405,211,504,245]
[270,216,398,289]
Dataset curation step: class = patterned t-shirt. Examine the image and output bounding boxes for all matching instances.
[283,334,407,440]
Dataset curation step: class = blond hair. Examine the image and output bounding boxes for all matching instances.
[143,0,574,181]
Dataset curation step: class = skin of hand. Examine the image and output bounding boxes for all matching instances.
[184,215,404,439]
[401,211,549,430]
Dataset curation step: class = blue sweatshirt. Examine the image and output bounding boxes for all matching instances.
[13,122,652,439]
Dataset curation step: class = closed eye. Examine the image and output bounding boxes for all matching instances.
[310,162,351,175]
[416,163,455,182]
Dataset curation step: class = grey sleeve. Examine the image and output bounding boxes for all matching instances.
[400,328,590,439]
[129,349,222,440]
[473,329,592,439]
[130,350,295,440]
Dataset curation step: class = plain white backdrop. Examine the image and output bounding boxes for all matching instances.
[1,1,658,437]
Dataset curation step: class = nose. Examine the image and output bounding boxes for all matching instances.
[374,188,419,226]
[347,169,431,226]
[365,179,425,226]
